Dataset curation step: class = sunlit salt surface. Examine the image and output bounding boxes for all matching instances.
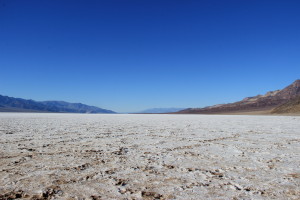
[0,113,299,199]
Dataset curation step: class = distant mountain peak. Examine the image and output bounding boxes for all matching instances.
[275,79,300,100]
[292,79,300,87]
[293,79,300,83]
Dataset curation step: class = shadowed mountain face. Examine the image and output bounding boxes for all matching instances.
[0,95,115,113]
[178,80,300,114]
[271,96,300,114]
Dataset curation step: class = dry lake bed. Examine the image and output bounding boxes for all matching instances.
[0,113,299,200]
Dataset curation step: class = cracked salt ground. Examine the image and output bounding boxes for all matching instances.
[0,113,299,199]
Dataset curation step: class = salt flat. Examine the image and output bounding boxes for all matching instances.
[0,113,299,200]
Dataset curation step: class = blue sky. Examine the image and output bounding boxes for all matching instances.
[1,0,300,112]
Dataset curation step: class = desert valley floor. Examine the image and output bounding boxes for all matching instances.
[0,113,299,200]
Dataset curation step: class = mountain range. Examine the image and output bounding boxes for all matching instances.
[1,80,300,115]
[0,95,115,113]
[177,79,300,114]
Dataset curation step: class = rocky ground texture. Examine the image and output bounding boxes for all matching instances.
[0,113,299,200]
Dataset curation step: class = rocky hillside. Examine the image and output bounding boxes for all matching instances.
[0,95,115,113]
[271,96,300,114]
[178,80,300,114]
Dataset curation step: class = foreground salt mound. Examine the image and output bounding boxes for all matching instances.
[0,113,299,199]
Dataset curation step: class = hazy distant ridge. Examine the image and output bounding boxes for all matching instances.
[0,95,115,113]
[137,108,186,113]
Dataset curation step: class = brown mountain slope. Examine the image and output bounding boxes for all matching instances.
[178,79,300,114]
[271,96,300,114]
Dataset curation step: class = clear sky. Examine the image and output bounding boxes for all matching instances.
[1,0,300,112]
